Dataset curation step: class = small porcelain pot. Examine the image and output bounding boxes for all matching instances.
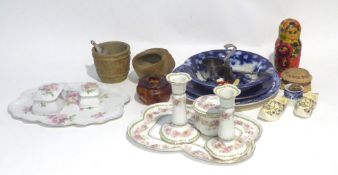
[79,82,100,108]
[32,83,65,115]
[136,76,171,105]
[284,83,304,106]
[192,95,221,136]
[192,85,240,136]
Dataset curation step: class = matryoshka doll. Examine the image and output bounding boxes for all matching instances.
[274,18,302,76]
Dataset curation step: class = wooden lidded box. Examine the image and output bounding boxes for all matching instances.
[281,68,312,92]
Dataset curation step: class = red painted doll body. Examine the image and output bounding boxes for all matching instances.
[274,18,302,76]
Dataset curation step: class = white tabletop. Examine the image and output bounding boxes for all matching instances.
[0,0,337,174]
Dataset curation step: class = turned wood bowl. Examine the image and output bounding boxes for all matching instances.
[132,48,175,79]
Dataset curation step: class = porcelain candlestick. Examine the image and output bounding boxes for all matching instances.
[160,73,200,144]
[218,108,236,141]
[205,85,255,161]
[172,94,187,125]
[214,84,240,140]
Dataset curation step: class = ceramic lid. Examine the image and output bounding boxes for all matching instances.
[34,83,63,102]
[192,95,221,117]
[205,138,254,161]
[281,68,312,84]
[80,82,100,97]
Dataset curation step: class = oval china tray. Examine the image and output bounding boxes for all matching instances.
[127,103,262,164]
[175,49,276,92]
[8,83,130,127]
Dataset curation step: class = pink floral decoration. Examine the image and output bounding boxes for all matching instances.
[211,139,243,153]
[23,106,32,114]
[221,112,231,120]
[39,83,58,92]
[159,108,168,113]
[47,114,73,125]
[82,82,98,94]
[163,125,193,138]
[91,112,106,118]
[64,91,80,104]
[39,83,59,96]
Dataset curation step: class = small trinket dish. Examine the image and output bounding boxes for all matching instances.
[136,76,171,105]
[281,68,312,92]
[258,96,288,122]
[284,83,304,106]
[32,83,65,115]
[79,82,100,108]
[205,137,254,161]
[294,92,319,118]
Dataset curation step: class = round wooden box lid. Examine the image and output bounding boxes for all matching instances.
[281,68,312,84]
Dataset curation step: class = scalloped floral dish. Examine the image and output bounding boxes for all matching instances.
[127,103,262,164]
[8,82,130,127]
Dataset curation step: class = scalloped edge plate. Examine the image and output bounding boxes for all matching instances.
[127,103,262,164]
[8,82,130,127]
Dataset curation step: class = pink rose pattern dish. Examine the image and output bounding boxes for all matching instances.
[8,83,130,126]
[127,103,262,164]
[209,138,244,153]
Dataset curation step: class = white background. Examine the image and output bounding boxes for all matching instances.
[1,0,338,174]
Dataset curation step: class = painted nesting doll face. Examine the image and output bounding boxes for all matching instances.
[279,18,301,42]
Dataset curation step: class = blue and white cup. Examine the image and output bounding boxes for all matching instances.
[284,83,304,106]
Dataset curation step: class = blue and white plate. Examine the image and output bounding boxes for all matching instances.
[183,70,280,107]
[178,49,276,92]
[186,78,280,107]
[173,49,281,107]
[185,71,273,101]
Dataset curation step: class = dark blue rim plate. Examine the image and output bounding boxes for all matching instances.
[186,74,273,101]
[181,67,281,107]
[180,49,275,92]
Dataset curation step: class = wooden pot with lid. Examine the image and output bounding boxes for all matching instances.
[281,68,312,92]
